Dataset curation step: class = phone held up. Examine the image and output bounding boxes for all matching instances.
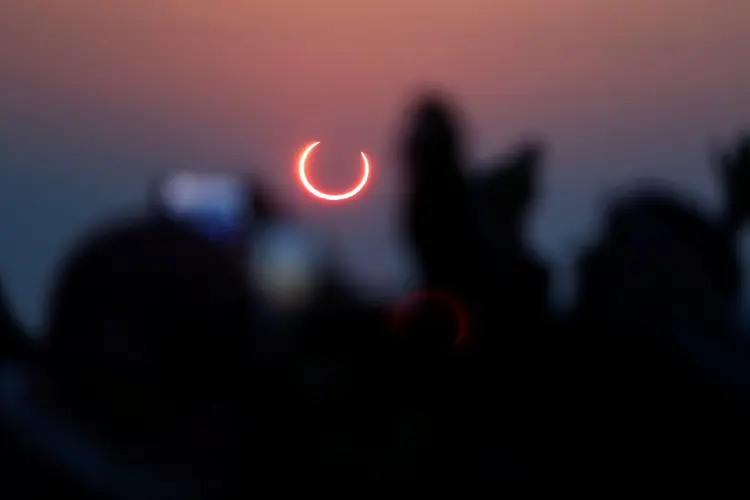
[153,170,253,246]
[151,170,325,310]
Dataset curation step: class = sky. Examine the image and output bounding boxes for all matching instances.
[0,0,749,327]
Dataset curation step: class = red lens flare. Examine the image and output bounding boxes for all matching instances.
[391,290,469,347]
[297,141,370,201]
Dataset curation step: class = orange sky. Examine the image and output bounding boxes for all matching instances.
[0,0,749,321]
[2,0,745,217]
[2,0,747,160]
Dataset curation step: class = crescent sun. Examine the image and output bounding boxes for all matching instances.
[298,141,370,201]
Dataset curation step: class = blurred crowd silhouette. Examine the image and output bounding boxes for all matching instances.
[1,93,750,497]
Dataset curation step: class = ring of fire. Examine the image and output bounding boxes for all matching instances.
[298,141,370,201]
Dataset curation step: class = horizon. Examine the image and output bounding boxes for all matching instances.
[1,0,749,328]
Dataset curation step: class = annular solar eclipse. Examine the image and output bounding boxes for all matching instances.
[297,141,370,201]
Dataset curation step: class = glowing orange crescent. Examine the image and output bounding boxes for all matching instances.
[298,141,370,201]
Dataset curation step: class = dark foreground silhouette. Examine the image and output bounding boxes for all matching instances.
[1,95,750,497]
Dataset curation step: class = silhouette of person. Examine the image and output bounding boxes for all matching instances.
[571,188,747,483]
[0,216,255,499]
[399,94,552,483]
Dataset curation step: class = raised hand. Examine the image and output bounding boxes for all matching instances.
[482,140,546,226]
[401,94,475,289]
[404,93,462,168]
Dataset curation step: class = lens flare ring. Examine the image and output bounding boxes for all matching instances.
[297,141,370,201]
[391,290,470,347]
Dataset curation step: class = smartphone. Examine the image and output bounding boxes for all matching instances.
[156,171,252,243]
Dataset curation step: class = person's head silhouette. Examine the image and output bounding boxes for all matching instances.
[578,189,738,338]
[45,216,254,426]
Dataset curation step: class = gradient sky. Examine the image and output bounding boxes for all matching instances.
[1,0,749,326]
